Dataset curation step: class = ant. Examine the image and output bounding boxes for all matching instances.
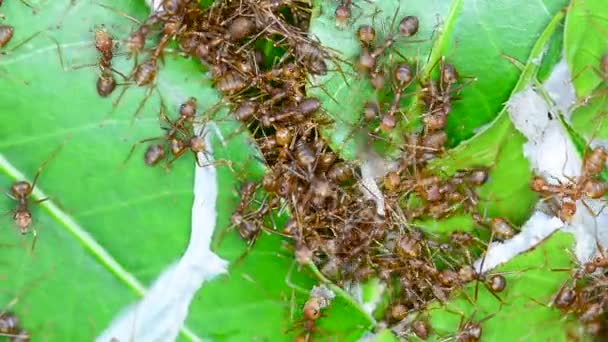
[0,312,30,341]
[0,25,14,49]
[356,9,421,75]
[286,285,335,342]
[378,63,415,133]
[215,180,284,264]
[63,26,129,98]
[3,141,66,251]
[123,97,232,170]
[530,145,608,221]
[439,309,496,342]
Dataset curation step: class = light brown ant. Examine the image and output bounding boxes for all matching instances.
[260,98,322,128]
[412,319,431,340]
[334,1,352,28]
[356,25,375,47]
[8,329,30,342]
[472,215,516,241]
[0,312,20,337]
[530,145,608,220]
[287,285,335,342]
[0,25,14,48]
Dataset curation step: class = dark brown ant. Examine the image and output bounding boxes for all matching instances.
[327,162,354,184]
[124,98,227,169]
[109,52,162,123]
[380,63,414,131]
[4,142,65,251]
[553,283,578,310]
[363,13,421,67]
[143,144,165,166]
[230,181,258,228]
[219,181,281,263]
[94,29,119,97]
[440,310,495,342]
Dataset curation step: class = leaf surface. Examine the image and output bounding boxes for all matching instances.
[0,1,371,341]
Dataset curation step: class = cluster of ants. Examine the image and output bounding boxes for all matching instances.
[0,311,30,342]
[82,0,528,340]
[1,0,600,340]
[550,246,608,338]
[527,114,608,338]
[531,143,608,222]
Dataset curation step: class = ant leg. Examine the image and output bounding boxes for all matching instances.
[104,84,130,121]
[95,2,142,25]
[232,235,259,268]
[284,260,311,295]
[481,281,505,304]
[130,84,157,126]
[33,197,50,204]
[0,209,14,217]
[499,53,525,72]
[163,150,188,170]
[195,152,236,173]
[0,30,43,55]
[30,138,69,190]
[18,0,38,12]
[110,67,129,80]
[29,228,38,254]
[307,79,340,105]
[69,63,98,71]
[41,34,71,72]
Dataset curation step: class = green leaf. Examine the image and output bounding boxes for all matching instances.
[564,0,608,98]
[565,0,608,157]
[309,0,568,160]
[422,6,566,232]
[0,1,373,341]
[426,232,578,341]
[570,95,608,139]
[370,329,399,342]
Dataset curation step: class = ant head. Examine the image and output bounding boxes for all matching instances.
[11,181,32,198]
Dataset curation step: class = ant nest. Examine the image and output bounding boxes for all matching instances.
[85,0,608,340]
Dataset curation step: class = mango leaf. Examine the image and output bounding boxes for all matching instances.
[309,0,569,160]
[564,0,608,99]
[564,0,608,180]
[565,0,608,140]
[0,1,371,341]
[420,6,566,232]
[426,232,579,341]
[307,1,577,340]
